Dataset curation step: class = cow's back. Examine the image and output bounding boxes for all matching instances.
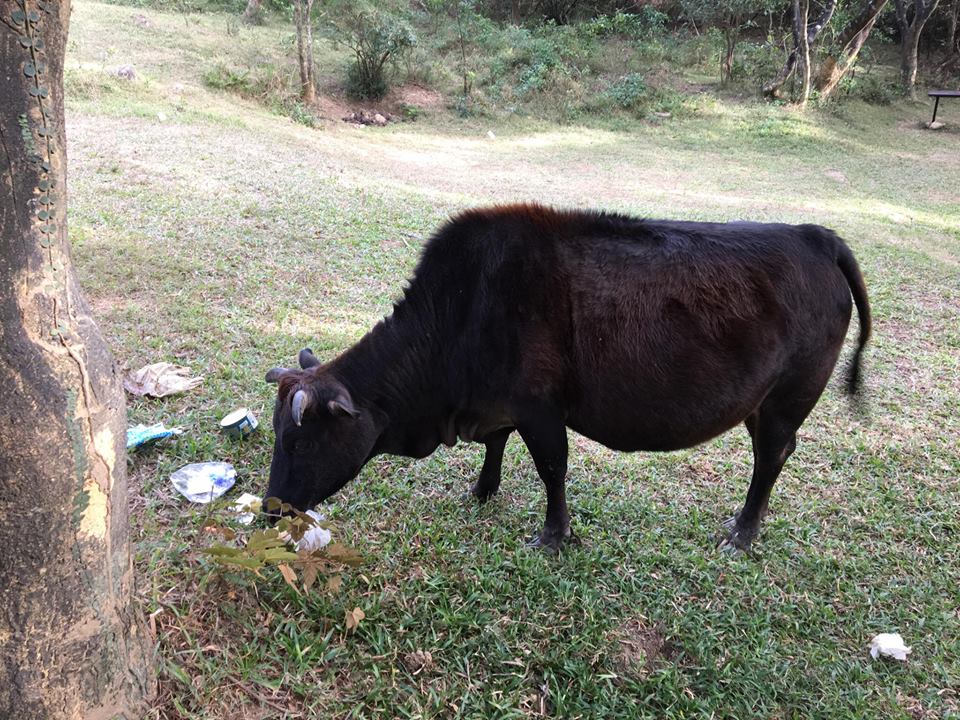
[419,207,854,451]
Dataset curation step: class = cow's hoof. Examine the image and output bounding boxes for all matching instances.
[527,526,577,554]
[468,482,499,504]
[716,517,757,554]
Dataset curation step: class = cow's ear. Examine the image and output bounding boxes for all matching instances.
[299,348,321,369]
[265,367,291,383]
[327,393,359,418]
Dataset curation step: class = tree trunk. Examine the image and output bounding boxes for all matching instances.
[816,0,889,99]
[241,0,262,24]
[797,0,812,107]
[722,27,738,84]
[0,2,155,718]
[894,0,942,98]
[763,0,836,99]
[948,0,958,53]
[900,24,923,96]
[293,0,316,103]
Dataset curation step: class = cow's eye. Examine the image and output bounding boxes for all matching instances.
[294,439,316,454]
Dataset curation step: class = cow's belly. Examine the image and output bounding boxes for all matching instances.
[564,354,779,452]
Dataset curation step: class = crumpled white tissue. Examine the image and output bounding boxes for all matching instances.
[869,633,911,661]
[232,493,262,524]
[297,509,332,552]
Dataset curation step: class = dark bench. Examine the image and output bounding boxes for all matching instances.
[929,90,960,124]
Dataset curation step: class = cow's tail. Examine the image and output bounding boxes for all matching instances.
[836,240,871,398]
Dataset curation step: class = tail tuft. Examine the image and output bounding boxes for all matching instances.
[835,239,871,407]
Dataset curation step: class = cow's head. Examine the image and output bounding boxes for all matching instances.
[263,348,379,513]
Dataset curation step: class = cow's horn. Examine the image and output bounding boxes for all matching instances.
[291,389,310,426]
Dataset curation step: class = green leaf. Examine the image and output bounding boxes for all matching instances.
[38,210,49,221]
[24,63,36,78]
[39,179,50,191]
[38,195,50,205]
[264,497,282,512]
[19,36,32,48]
[34,38,44,50]
[27,10,40,22]
[260,547,300,563]
[246,529,285,552]
[203,546,243,558]
[11,10,25,23]
[164,661,191,688]
[216,555,264,570]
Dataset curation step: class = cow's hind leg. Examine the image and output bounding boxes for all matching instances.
[470,427,513,502]
[514,407,571,551]
[719,402,801,552]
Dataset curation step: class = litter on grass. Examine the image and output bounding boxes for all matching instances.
[869,633,911,661]
[220,407,258,439]
[232,493,262,524]
[124,362,203,398]
[171,462,236,503]
[126,423,182,450]
[298,510,332,552]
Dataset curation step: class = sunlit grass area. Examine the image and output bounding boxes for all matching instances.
[65,2,960,717]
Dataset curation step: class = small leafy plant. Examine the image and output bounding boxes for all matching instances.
[203,498,362,595]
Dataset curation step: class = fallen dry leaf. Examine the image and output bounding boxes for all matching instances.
[345,606,365,632]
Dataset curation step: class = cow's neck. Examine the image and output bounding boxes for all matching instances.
[332,306,451,458]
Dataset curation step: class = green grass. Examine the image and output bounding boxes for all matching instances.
[64,2,960,717]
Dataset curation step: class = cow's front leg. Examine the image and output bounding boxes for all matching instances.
[470,427,513,502]
[515,407,571,551]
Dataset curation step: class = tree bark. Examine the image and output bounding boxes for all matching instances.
[894,0,942,98]
[0,2,155,718]
[816,0,889,99]
[241,0,262,24]
[293,0,316,103]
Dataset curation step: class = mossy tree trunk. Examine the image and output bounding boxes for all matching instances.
[0,1,155,718]
[293,0,316,104]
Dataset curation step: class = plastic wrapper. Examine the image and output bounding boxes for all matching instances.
[170,462,236,503]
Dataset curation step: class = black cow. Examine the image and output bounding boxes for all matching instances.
[265,205,870,551]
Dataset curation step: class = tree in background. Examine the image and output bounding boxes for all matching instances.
[946,0,959,53]
[242,0,263,24]
[0,1,155,716]
[323,0,416,100]
[815,0,890,98]
[762,0,836,99]
[893,0,942,96]
[293,0,317,103]
[680,0,777,84]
